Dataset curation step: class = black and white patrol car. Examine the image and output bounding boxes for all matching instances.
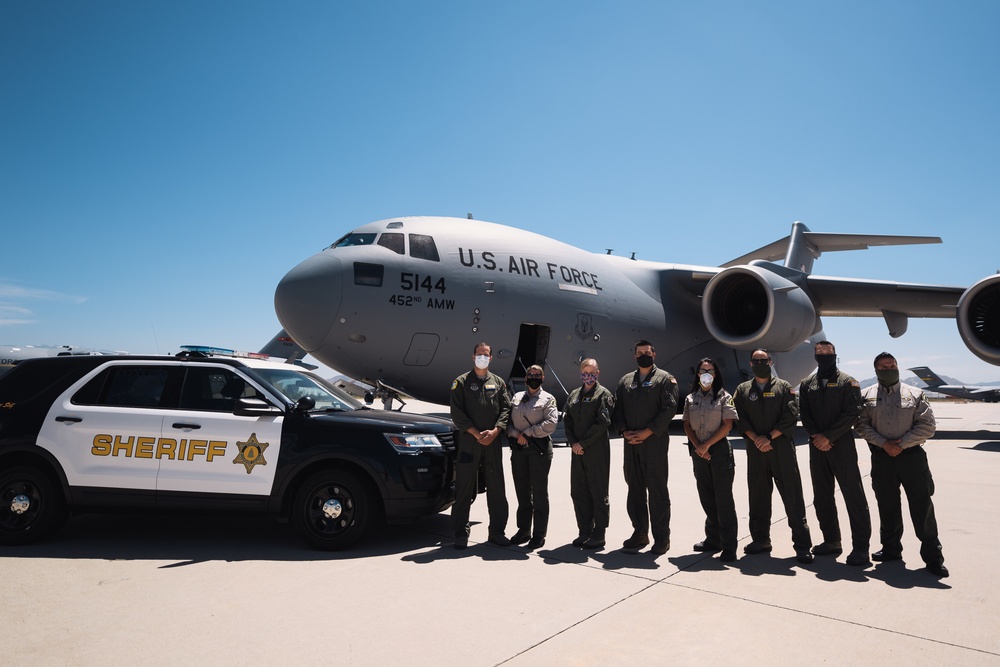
[0,350,456,549]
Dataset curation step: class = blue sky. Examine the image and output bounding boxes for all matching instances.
[2,1,999,383]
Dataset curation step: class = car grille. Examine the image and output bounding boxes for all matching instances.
[438,430,457,452]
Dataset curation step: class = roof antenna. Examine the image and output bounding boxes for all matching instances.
[467,213,473,219]
[606,249,614,255]
[630,252,636,260]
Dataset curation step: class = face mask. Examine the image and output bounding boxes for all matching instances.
[876,369,899,386]
[751,361,771,378]
[699,372,714,387]
[525,377,543,389]
[580,372,598,386]
[815,354,837,375]
[474,355,490,370]
[636,354,654,368]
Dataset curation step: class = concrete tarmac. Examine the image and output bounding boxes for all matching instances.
[2,401,999,665]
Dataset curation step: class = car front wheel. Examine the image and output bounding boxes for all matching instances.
[293,469,378,550]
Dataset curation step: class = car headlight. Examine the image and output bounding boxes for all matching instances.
[384,433,444,454]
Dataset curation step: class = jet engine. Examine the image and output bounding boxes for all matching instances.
[702,264,818,351]
[956,273,1000,365]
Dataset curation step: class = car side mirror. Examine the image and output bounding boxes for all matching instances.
[294,395,316,412]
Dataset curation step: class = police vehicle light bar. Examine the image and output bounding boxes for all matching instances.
[180,345,270,360]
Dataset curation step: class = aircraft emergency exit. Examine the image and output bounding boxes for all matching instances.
[273,217,1000,405]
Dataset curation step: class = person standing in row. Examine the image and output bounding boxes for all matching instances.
[734,348,814,564]
[612,340,679,555]
[682,357,739,563]
[798,340,872,567]
[563,358,615,550]
[856,352,948,577]
[449,342,511,549]
[507,364,559,550]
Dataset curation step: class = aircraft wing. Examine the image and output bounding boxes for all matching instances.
[804,276,963,318]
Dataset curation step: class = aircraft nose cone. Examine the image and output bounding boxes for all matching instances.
[274,253,343,352]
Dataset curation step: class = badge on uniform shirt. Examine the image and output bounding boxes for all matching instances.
[484,383,496,391]
[642,381,653,387]
[826,383,838,387]
[748,393,758,401]
[763,392,775,398]
[629,382,638,389]
[583,397,592,402]
[470,382,480,392]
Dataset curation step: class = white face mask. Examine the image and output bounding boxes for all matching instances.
[699,372,714,387]
[474,355,490,370]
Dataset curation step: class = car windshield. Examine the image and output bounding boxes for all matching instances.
[248,367,362,411]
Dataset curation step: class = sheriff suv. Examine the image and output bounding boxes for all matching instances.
[0,350,455,549]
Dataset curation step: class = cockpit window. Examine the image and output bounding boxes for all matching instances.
[409,234,440,262]
[330,233,377,249]
[377,233,404,255]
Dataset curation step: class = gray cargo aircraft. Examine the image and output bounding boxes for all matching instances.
[908,366,1000,403]
[273,217,1000,405]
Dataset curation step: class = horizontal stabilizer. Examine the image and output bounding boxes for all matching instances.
[724,227,941,269]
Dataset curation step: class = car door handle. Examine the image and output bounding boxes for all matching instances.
[172,423,202,430]
[55,416,82,423]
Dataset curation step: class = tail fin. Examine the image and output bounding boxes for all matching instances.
[260,330,317,369]
[908,366,945,388]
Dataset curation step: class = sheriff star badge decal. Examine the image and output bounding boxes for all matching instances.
[233,433,269,474]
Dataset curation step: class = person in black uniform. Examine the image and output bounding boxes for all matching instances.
[449,342,511,549]
[507,364,559,549]
[798,340,871,567]
[856,352,947,577]
[612,340,679,555]
[563,358,615,550]
[733,348,814,564]
[682,357,739,563]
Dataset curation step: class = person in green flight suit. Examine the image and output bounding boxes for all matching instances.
[449,342,511,549]
[733,347,814,564]
[798,340,871,567]
[612,340,679,555]
[563,358,615,550]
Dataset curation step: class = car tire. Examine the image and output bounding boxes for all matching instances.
[0,465,66,546]
[293,469,378,550]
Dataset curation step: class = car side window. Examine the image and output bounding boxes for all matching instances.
[179,367,261,412]
[73,366,176,408]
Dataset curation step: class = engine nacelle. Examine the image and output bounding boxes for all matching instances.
[703,264,818,351]
[956,273,1000,365]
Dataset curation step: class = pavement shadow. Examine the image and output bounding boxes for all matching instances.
[865,559,952,590]
[1,511,456,564]
[961,441,1000,452]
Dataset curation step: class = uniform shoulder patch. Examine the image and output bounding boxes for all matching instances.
[850,380,860,387]
[451,379,458,391]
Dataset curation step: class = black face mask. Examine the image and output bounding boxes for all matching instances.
[636,354,654,369]
[751,361,771,378]
[525,378,543,390]
[876,369,900,386]
[815,353,837,376]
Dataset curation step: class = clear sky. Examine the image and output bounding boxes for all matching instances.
[2,1,999,384]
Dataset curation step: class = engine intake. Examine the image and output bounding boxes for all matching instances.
[957,274,1000,365]
[703,264,818,351]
